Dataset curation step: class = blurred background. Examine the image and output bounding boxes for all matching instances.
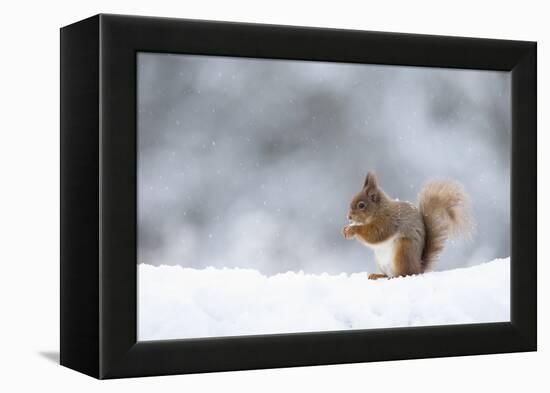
[137,53,510,275]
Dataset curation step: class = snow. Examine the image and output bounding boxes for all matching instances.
[138,258,510,341]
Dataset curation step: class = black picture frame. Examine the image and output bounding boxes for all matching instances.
[60,14,537,379]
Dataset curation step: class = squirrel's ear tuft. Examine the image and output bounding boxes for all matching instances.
[363,171,378,189]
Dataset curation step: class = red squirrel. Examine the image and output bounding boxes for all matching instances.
[342,172,474,279]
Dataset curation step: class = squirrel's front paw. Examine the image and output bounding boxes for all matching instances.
[342,225,355,239]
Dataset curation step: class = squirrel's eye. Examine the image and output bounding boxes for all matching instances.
[357,201,366,210]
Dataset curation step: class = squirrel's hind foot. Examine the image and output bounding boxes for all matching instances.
[368,273,387,280]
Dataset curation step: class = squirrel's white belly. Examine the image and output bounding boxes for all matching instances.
[369,235,398,277]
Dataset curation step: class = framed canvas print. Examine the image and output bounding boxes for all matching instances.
[60,14,537,379]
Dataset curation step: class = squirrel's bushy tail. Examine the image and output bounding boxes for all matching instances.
[418,180,474,272]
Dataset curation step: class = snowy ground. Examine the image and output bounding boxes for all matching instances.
[138,258,510,341]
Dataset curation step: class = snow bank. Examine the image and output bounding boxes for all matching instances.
[138,258,510,341]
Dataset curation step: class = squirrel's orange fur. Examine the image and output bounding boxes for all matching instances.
[343,172,474,279]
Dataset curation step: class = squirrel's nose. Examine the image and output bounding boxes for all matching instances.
[347,213,352,220]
